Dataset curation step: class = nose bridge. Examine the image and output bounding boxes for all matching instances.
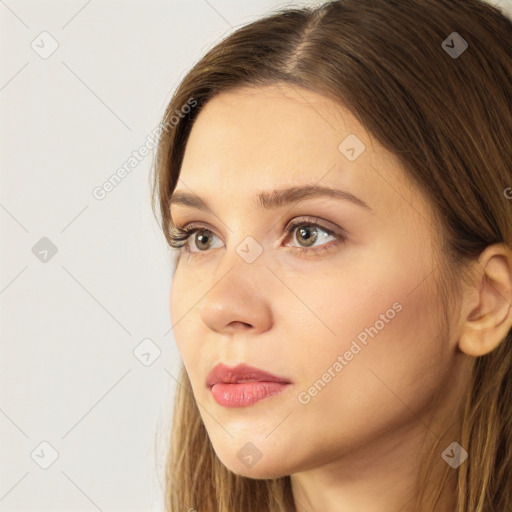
[212,237,270,300]
[198,240,273,333]
[213,217,269,278]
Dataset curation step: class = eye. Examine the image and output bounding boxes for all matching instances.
[282,218,344,255]
[168,216,346,257]
[169,224,223,253]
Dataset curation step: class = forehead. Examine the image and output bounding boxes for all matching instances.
[176,83,433,228]
[181,84,359,181]
[179,84,372,196]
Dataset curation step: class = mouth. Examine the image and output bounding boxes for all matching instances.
[206,363,292,408]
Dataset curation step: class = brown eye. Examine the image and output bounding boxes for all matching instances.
[194,229,214,251]
[169,218,345,257]
[295,225,319,247]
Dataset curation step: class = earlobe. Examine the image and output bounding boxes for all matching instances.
[458,244,512,357]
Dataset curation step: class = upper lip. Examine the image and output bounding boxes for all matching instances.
[206,363,292,388]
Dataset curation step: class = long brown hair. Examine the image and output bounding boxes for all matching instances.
[151,0,512,510]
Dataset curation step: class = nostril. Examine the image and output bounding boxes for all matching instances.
[229,321,252,329]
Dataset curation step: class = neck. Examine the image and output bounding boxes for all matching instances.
[289,363,469,512]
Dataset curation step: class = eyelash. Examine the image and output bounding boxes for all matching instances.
[168,216,346,257]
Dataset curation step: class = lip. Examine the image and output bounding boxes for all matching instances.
[206,363,292,408]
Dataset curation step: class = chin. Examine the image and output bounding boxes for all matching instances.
[225,460,289,480]
[213,446,293,479]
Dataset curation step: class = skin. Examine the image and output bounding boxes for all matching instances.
[168,83,511,511]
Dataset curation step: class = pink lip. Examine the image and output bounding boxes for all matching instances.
[206,363,292,408]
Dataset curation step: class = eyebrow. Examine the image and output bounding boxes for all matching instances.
[169,185,372,214]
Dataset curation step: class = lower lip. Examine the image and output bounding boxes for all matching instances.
[210,381,290,408]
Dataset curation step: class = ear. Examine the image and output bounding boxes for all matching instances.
[458,244,512,357]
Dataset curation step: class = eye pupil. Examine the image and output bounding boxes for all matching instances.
[297,226,318,247]
[195,229,212,250]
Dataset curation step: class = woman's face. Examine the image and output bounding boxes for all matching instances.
[169,83,467,478]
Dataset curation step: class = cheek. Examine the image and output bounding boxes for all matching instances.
[169,268,196,358]
[168,264,215,400]
[292,259,447,441]
[299,234,442,366]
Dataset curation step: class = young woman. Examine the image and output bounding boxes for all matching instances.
[151,0,512,510]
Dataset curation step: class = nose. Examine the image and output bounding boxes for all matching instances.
[198,258,273,335]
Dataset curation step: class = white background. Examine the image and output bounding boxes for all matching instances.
[1,0,510,511]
